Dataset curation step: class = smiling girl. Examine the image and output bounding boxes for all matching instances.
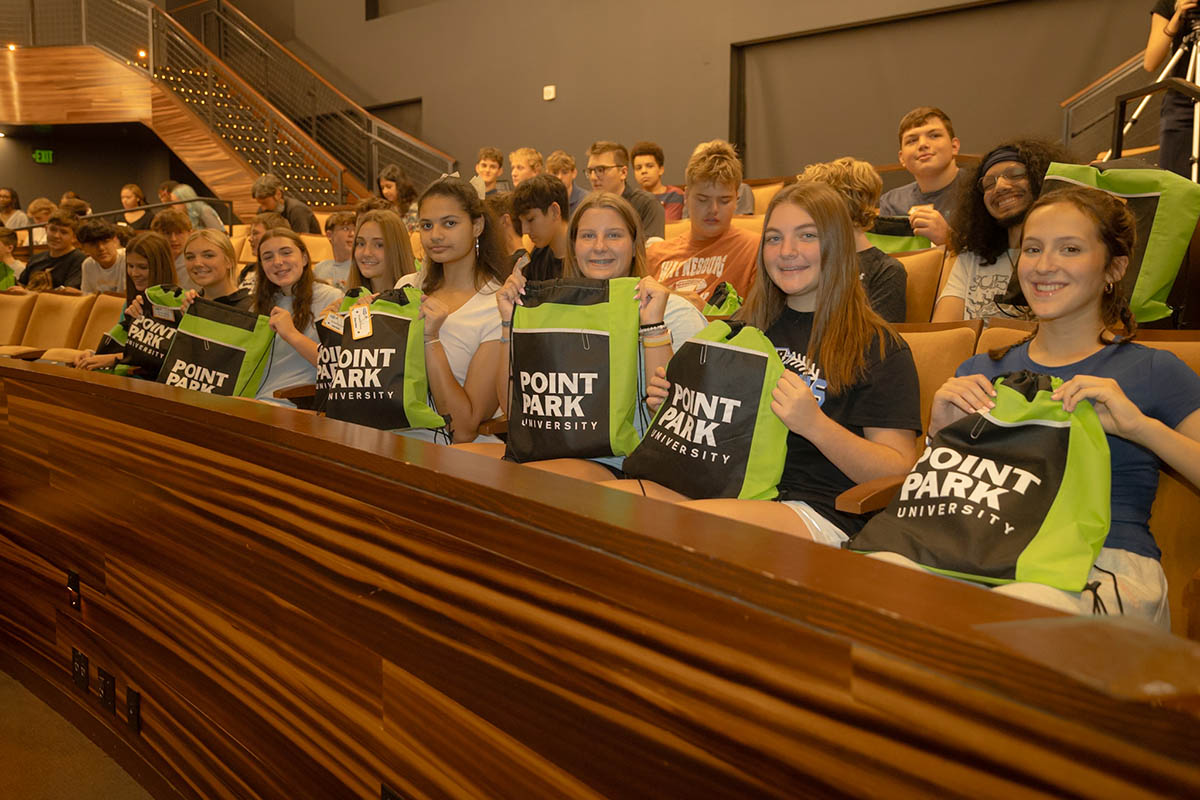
[73,231,176,371]
[928,185,1200,621]
[617,182,922,542]
[350,209,415,293]
[395,176,509,442]
[254,228,344,405]
[180,230,253,311]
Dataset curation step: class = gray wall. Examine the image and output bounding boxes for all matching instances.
[265,0,1151,183]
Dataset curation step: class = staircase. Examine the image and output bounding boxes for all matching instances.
[0,0,377,209]
[1062,50,1164,165]
[170,0,456,196]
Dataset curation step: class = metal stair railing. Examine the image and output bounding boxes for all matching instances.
[1062,50,1164,163]
[171,0,455,194]
[0,0,356,206]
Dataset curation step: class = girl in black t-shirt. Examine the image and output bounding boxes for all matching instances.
[614,182,922,542]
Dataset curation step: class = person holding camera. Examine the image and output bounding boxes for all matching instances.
[1147,1,1200,177]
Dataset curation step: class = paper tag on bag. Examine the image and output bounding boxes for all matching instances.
[321,312,346,334]
[350,304,373,340]
[151,303,175,321]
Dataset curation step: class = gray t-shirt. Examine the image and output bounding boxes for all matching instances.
[81,249,127,294]
[3,210,30,230]
[313,258,353,291]
[879,168,968,221]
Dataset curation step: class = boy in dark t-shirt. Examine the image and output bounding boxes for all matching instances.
[18,210,86,290]
[767,308,922,534]
[511,174,569,282]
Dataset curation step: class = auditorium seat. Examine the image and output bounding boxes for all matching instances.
[975,318,1036,354]
[34,292,125,362]
[231,234,247,263]
[664,219,688,240]
[730,215,764,235]
[0,291,97,359]
[231,223,250,238]
[751,181,784,214]
[896,245,947,323]
[895,320,983,434]
[301,234,333,263]
[410,230,424,262]
[313,211,331,231]
[0,290,38,346]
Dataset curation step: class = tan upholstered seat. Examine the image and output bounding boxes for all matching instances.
[895,246,947,323]
[0,290,39,345]
[0,291,97,357]
[410,231,424,262]
[974,318,1036,355]
[895,320,983,434]
[37,292,125,362]
[729,215,764,235]
[751,182,783,215]
[301,234,333,264]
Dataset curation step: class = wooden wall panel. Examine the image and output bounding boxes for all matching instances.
[0,47,152,125]
[1,359,1199,799]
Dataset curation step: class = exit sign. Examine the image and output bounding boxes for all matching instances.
[32,148,53,164]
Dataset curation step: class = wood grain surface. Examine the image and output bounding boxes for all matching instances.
[1,359,1199,799]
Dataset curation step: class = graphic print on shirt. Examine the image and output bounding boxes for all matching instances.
[657,254,729,297]
[774,346,827,406]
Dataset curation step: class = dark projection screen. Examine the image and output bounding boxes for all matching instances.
[743,0,1152,178]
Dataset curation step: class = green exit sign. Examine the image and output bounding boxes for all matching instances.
[32,148,53,164]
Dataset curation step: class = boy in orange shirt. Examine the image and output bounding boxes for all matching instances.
[648,139,759,308]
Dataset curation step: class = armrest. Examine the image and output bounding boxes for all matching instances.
[273,384,316,400]
[6,348,48,360]
[835,474,905,514]
[478,416,508,436]
[1185,568,1200,643]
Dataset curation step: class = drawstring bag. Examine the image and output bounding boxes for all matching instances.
[622,321,789,499]
[158,297,274,396]
[315,287,372,413]
[997,162,1200,323]
[0,263,14,291]
[866,216,931,254]
[505,277,641,461]
[849,371,1111,591]
[123,285,184,377]
[322,286,444,431]
[701,282,743,318]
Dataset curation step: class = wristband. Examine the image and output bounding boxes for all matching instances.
[500,335,511,343]
[641,334,672,348]
[424,338,440,346]
[500,320,513,328]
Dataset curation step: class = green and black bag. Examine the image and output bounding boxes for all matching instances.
[322,286,444,431]
[622,321,789,499]
[701,282,743,319]
[0,263,15,291]
[866,215,931,254]
[850,371,1111,592]
[315,287,373,413]
[998,162,1200,323]
[504,277,641,461]
[123,285,185,377]
[158,297,274,396]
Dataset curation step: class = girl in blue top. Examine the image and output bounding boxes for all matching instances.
[928,185,1200,623]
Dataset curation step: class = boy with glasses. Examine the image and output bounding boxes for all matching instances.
[933,139,1070,321]
[586,140,665,240]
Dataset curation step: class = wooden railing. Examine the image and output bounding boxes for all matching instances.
[1,360,1198,798]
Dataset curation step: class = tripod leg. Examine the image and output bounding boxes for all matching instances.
[1190,45,1200,182]
[1103,43,1190,161]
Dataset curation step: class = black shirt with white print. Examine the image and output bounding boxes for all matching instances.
[765,308,922,534]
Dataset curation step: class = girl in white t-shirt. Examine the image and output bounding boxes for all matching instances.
[395,176,510,442]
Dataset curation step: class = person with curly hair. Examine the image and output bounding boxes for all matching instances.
[932,139,1071,322]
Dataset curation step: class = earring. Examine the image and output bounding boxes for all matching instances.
[474,237,480,258]
[1105,281,1115,294]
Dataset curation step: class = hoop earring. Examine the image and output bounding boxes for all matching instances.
[1104,282,1115,294]
[474,237,480,258]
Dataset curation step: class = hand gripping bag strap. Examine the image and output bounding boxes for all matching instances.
[1012,163,1200,323]
[160,297,274,396]
[849,370,1110,591]
[122,284,185,377]
[324,286,444,430]
[622,320,789,499]
[504,277,640,461]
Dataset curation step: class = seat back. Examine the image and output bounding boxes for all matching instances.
[76,293,125,350]
[751,182,783,214]
[230,224,250,238]
[0,291,39,345]
[313,211,331,232]
[730,215,764,235]
[238,235,256,264]
[895,321,982,434]
[664,219,689,240]
[20,292,97,349]
[975,319,1037,355]
[301,234,333,264]
[895,246,946,323]
[410,230,424,262]
[230,235,247,265]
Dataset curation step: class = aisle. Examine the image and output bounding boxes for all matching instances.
[0,670,152,800]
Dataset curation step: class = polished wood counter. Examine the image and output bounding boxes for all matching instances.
[1,359,1198,799]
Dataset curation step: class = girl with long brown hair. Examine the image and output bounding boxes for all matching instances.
[928,185,1200,621]
[618,182,922,542]
[254,228,344,405]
